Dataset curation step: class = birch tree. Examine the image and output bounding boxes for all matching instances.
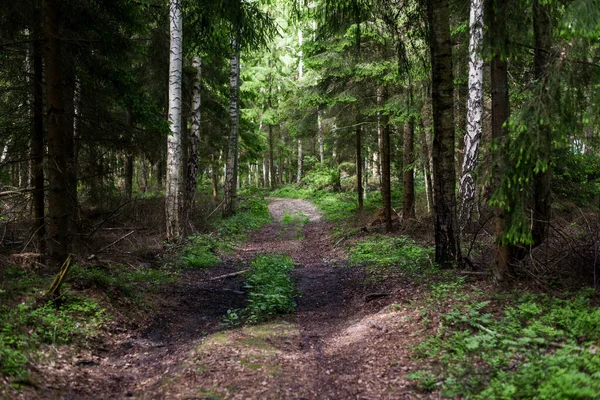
[296,29,303,184]
[166,0,183,241]
[459,0,484,230]
[223,37,241,217]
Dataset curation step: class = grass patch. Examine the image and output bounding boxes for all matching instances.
[181,196,271,269]
[348,235,435,281]
[224,254,296,325]
[410,288,600,399]
[282,210,310,225]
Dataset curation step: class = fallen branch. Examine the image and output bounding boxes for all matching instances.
[87,230,135,260]
[365,293,389,302]
[209,269,249,281]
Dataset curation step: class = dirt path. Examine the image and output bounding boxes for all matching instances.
[39,198,428,399]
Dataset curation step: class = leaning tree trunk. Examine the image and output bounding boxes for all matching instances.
[185,56,201,232]
[428,0,461,268]
[223,38,240,217]
[43,0,69,269]
[490,0,511,283]
[166,0,183,241]
[31,10,46,253]
[532,0,552,247]
[459,0,485,230]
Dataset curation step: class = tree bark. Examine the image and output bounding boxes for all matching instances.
[490,0,511,282]
[459,0,485,231]
[381,109,392,232]
[141,153,148,193]
[31,11,46,253]
[317,108,324,163]
[532,0,552,247]
[356,119,363,212]
[428,0,461,268]
[421,85,434,215]
[297,138,302,184]
[185,56,201,231]
[43,0,69,269]
[223,38,240,217]
[166,0,183,240]
[402,117,415,219]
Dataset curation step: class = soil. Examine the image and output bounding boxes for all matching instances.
[13,198,436,400]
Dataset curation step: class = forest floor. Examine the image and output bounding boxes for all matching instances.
[18,197,437,399]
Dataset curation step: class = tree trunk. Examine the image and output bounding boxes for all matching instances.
[211,152,219,199]
[184,56,201,231]
[490,0,511,282]
[166,0,183,240]
[223,38,240,217]
[269,124,276,188]
[459,0,485,230]
[297,138,302,184]
[141,153,148,193]
[532,0,552,247]
[402,118,415,219]
[317,108,324,163]
[31,12,46,253]
[43,0,69,269]
[422,86,435,215]
[263,152,269,187]
[377,87,392,231]
[428,0,461,268]
[124,154,134,200]
[356,120,363,211]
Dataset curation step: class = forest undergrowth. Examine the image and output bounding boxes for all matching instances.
[1,186,599,399]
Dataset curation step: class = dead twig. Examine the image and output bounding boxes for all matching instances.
[87,230,135,260]
[208,269,249,281]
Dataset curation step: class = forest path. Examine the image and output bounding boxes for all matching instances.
[50,198,427,399]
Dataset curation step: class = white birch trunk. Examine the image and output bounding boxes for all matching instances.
[459,0,484,229]
[297,138,303,184]
[166,0,183,240]
[223,38,240,216]
[184,55,201,232]
[297,29,303,184]
[317,108,324,163]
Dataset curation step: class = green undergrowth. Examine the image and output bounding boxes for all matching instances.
[181,196,271,269]
[0,261,175,382]
[224,254,296,325]
[69,263,177,300]
[0,284,106,380]
[408,285,600,399]
[348,234,435,282]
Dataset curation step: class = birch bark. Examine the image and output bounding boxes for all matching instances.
[459,0,484,230]
[223,38,240,217]
[166,0,183,240]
